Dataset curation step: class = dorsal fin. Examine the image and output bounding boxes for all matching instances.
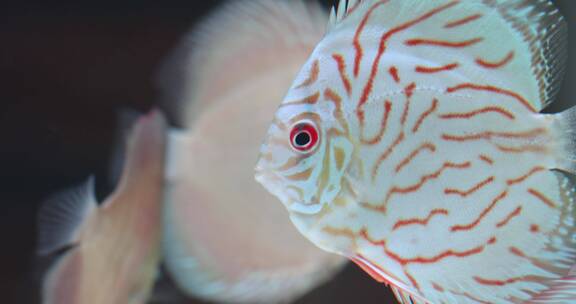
[487,0,567,110]
[328,0,362,29]
[37,177,97,255]
[157,0,328,127]
[324,0,567,111]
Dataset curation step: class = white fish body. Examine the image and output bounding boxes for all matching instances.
[38,112,166,304]
[159,1,346,303]
[256,1,576,303]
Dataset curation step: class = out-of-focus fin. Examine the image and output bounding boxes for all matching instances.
[108,108,141,188]
[109,109,167,203]
[156,0,328,126]
[164,128,192,183]
[41,250,82,304]
[37,177,97,256]
[552,106,576,175]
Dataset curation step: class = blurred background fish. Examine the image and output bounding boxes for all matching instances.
[0,0,573,304]
[37,111,166,304]
[158,1,347,302]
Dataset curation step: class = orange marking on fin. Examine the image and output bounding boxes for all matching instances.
[496,206,522,228]
[361,100,392,145]
[415,63,459,74]
[495,144,547,154]
[332,54,352,95]
[451,191,508,232]
[479,155,494,165]
[404,82,416,98]
[295,60,319,89]
[444,176,494,197]
[393,209,448,230]
[405,37,483,48]
[405,271,421,291]
[473,276,525,286]
[360,228,496,269]
[385,237,494,266]
[389,66,400,83]
[364,161,471,213]
[439,106,515,120]
[509,247,526,257]
[357,1,459,123]
[507,166,545,186]
[401,83,416,125]
[442,128,547,142]
[444,13,482,28]
[371,132,405,180]
[432,282,445,292]
[412,98,438,133]
[353,1,389,77]
[395,142,436,173]
[476,51,515,69]
[530,224,540,233]
[447,83,537,112]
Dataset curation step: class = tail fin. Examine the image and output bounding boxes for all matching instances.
[552,106,576,175]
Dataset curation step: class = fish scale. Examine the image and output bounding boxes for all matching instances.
[256,0,575,303]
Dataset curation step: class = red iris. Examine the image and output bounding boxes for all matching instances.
[290,122,319,152]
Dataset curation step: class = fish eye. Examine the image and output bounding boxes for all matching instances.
[290,121,319,153]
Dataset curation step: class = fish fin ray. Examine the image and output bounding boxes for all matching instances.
[324,0,566,111]
[490,0,567,110]
[390,285,418,304]
[525,275,576,303]
[156,0,328,126]
[352,255,431,303]
[552,107,576,175]
[37,177,97,256]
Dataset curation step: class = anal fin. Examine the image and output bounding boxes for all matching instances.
[351,255,430,304]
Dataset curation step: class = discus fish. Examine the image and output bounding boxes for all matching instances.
[255,0,576,303]
[37,111,166,304]
[158,0,345,303]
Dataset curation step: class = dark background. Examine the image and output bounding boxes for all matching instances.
[0,1,574,303]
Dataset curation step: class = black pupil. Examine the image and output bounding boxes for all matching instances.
[294,131,311,146]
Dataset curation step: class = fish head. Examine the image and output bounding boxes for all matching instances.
[255,53,357,219]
